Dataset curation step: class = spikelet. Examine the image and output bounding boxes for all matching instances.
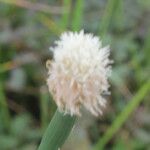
[47,30,112,116]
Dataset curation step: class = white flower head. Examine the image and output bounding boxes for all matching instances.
[47,30,112,116]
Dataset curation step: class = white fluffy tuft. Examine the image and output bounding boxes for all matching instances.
[47,30,112,116]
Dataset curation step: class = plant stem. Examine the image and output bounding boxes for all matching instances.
[143,27,150,66]
[94,80,150,150]
[99,0,120,37]
[38,14,63,35]
[38,109,76,150]
[40,87,50,130]
[72,0,84,31]
[0,80,11,132]
[60,0,71,30]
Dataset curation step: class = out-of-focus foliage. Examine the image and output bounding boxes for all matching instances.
[0,0,150,150]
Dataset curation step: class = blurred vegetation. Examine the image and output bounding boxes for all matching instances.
[0,0,150,150]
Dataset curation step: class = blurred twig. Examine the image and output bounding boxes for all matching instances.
[0,61,18,73]
[0,0,63,14]
[0,52,39,73]
[8,99,26,113]
[38,14,63,35]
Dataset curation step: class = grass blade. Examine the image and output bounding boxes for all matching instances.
[71,0,84,31]
[94,80,150,149]
[60,0,72,30]
[99,0,120,37]
[40,87,50,130]
[0,80,10,132]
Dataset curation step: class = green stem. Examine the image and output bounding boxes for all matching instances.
[40,87,50,130]
[60,0,71,30]
[94,80,150,150]
[38,109,76,150]
[99,0,120,37]
[71,0,84,31]
[143,27,150,66]
[0,80,11,132]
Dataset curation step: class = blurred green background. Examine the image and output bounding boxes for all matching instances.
[0,0,150,150]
